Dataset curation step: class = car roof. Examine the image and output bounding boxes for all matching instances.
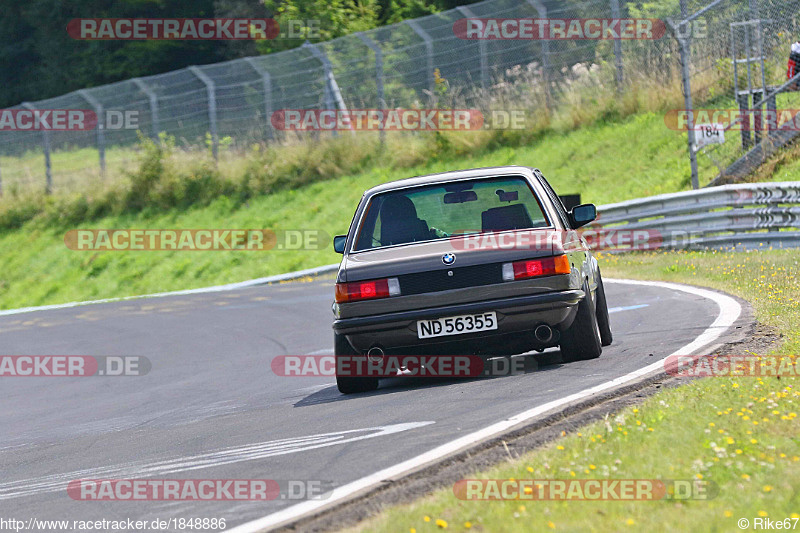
[363,166,539,196]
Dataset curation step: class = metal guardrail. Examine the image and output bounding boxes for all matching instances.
[590,181,800,251]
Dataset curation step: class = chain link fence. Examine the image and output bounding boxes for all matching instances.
[2,0,800,196]
[668,0,800,185]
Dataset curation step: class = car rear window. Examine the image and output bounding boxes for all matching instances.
[353,176,549,251]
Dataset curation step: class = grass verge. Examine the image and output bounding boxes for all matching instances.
[345,249,800,532]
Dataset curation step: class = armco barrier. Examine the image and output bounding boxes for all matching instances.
[591,181,800,251]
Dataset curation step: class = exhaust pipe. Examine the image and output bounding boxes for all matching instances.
[367,346,385,363]
[534,324,554,344]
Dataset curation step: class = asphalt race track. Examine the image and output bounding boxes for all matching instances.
[0,276,734,531]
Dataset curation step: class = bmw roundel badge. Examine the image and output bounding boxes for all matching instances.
[442,253,456,265]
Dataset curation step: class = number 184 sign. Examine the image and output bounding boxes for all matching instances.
[694,123,725,151]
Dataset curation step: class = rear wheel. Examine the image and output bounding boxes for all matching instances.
[560,280,602,362]
[595,273,613,347]
[335,333,379,394]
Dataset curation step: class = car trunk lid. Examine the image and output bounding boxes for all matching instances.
[343,229,562,290]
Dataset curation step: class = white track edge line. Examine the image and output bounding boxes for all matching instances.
[0,264,340,316]
[227,278,742,532]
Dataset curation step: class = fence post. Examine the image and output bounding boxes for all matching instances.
[673,1,700,190]
[767,94,777,134]
[750,0,767,95]
[731,28,743,146]
[188,66,218,160]
[302,42,351,135]
[456,6,488,91]
[78,89,105,177]
[678,38,699,189]
[610,0,624,92]
[737,93,752,150]
[753,90,763,145]
[244,58,274,140]
[303,42,348,112]
[132,78,160,140]
[526,0,552,110]
[21,102,52,195]
[407,20,435,102]
[357,32,385,146]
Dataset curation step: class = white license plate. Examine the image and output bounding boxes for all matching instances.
[417,312,497,339]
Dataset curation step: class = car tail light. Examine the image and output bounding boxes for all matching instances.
[335,277,401,303]
[502,255,571,281]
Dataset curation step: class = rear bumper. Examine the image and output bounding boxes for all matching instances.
[333,289,583,353]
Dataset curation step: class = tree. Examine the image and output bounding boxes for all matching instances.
[0,0,478,107]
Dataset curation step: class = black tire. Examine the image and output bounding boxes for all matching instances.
[595,273,613,347]
[335,333,379,394]
[560,280,602,362]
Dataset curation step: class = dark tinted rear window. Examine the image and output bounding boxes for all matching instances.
[353,176,549,251]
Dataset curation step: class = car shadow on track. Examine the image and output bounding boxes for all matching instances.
[293,350,567,407]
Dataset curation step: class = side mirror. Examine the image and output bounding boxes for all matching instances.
[333,235,347,254]
[569,204,596,229]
